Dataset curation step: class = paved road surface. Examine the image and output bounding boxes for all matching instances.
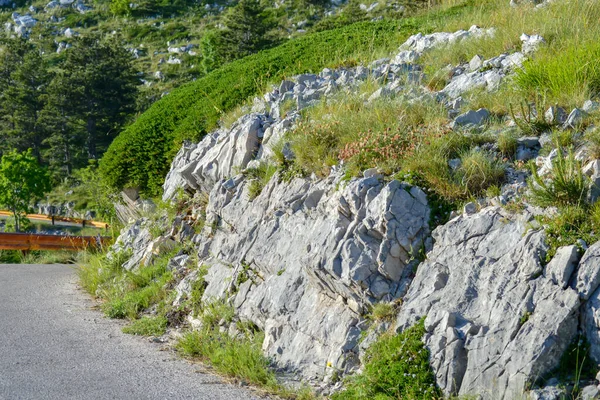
[0,264,259,400]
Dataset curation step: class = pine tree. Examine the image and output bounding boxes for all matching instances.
[2,51,51,163]
[40,72,86,177]
[220,0,275,61]
[58,36,139,160]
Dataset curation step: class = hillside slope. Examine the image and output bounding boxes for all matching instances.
[82,0,600,398]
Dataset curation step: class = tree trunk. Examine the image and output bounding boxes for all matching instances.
[87,116,97,159]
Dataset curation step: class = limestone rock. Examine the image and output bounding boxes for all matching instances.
[575,241,600,300]
[190,174,430,380]
[395,207,579,399]
[544,245,579,289]
[452,108,490,127]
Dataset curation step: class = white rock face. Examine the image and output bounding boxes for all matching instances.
[395,207,580,399]
[194,173,430,379]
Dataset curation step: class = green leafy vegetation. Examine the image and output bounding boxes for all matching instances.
[0,149,51,231]
[99,6,476,194]
[332,318,441,400]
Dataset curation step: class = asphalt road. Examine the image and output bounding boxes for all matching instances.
[0,264,259,400]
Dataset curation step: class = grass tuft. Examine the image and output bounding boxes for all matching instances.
[122,316,168,336]
[528,144,588,208]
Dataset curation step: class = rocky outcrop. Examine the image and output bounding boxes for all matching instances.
[194,173,430,381]
[110,22,600,399]
[394,207,590,399]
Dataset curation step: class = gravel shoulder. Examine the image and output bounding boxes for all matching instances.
[0,263,259,400]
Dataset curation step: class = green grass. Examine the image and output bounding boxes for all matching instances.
[243,163,278,200]
[99,2,480,195]
[0,249,80,264]
[370,302,397,322]
[78,248,177,320]
[176,300,284,392]
[403,133,503,202]
[528,144,588,208]
[331,318,441,400]
[287,81,447,177]
[122,316,168,336]
[497,129,518,158]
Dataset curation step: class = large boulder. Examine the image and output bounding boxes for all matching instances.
[395,207,580,399]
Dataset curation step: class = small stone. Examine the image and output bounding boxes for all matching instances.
[516,147,534,161]
[580,385,600,400]
[463,202,477,215]
[453,108,490,128]
[363,168,381,179]
[545,245,579,289]
[583,100,600,113]
[469,54,484,71]
[517,137,540,148]
[544,106,567,125]
[583,160,600,177]
[448,158,461,170]
[564,108,588,128]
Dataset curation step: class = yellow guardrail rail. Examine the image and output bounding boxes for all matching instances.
[0,211,109,229]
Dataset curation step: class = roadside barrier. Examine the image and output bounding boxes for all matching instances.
[0,232,112,251]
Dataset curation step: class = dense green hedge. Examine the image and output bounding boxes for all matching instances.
[99,6,468,195]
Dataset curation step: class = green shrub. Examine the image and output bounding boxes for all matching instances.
[99,5,473,195]
[122,316,168,336]
[332,318,441,400]
[528,144,588,207]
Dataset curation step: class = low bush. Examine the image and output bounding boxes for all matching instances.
[99,3,476,195]
[332,318,441,400]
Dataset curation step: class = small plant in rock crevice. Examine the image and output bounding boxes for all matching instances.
[243,162,278,200]
[331,318,441,400]
[370,302,397,322]
[538,335,597,396]
[528,143,588,208]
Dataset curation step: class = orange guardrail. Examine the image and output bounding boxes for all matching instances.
[0,211,109,229]
[0,232,112,251]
